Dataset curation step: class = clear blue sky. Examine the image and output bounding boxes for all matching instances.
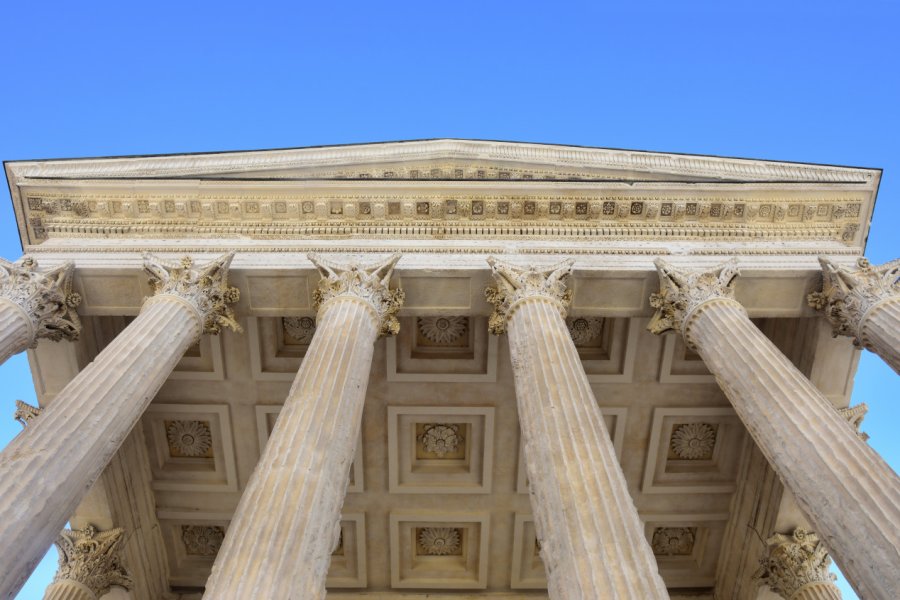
[1,2,897,598]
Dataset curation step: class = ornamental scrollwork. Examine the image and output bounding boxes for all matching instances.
[143,252,242,335]
[755,528,837,599]
[308,253,404,337]
[51,525,132,596]
[485,256,574,335]
[808,256,900,346]
[648,258,740,348]
[0,256,81,345]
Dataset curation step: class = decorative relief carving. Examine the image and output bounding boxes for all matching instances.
[283,316,316,344]
[837,403,869,441]
[0,256,81,345]
[648,258,741,349]
[417,316,468,345]
[417,527,462,556]
[165,420,213,457]
[181,525,225,557]
[808,256,900,346]
[755,528,838,599]
[651,527,696,556]
[143,253,242,335]
[51,525,132,596]
[485,256,574,334]
[566,316,604,346]
[308,253,404,336]
[13,400,42,427]
[670,423,717,460]
[419,424,463,457]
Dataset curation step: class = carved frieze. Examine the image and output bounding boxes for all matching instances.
[0,256,81,345]
[51,525,132,596]
[181,525,225,557]
[485,257,574,334]
[308,253,404,336]
[755,528,838,599]
[809,256,900,345]
[143,253,242,335]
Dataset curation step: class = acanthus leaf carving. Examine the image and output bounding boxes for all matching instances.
[809,256,900,346]
[13,400,42,428]
[51,525,132,596]
[308,252,404,337]
[143,252,242,336]
[485,256,574,335]
[648,258,740,349]
[0,256,81,345]
[755,528,838,599]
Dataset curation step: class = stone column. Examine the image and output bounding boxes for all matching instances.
[0,256,81,365]
[649,258,900,600]
[202,253,403,600]
[809,257,900,374]
[0,253,240,599]
[485,257,669,600]
[43,525,132,600]
[756,528,842,600]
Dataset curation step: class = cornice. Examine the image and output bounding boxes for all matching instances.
[6,139,879,183]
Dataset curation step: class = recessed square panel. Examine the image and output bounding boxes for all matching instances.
[642,408,745,494]
[567,317,639,383]
[510,514,546,589]
[389,512,490,589]
[518,408,626,494]
[247,316,314,381]
[256,405,364,493]
[387,316,498,382]
[143,404,238,492]
[327,513,368,588]
[659,335,714,383]
[157,509,231,588]
[388,406,494,494]
[642,512,729,589]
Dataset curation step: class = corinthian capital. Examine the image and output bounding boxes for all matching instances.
[13,399,42,428]
[308,253,404,336]
[51,525,133,597]
[143,253,242,335]
[0,256,81,345]
[755,528,838,599]
[484,256,574,334]
[648,258,740,346]
[808,256,900,345]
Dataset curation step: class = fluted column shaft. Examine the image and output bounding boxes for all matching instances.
[203,299,378,598]
[0,298,199,598]
[203,253,402,600]
[0,299,35,364]
[859,298,900,373]
[486,256,668,600]
[791,582,842,600]
[690,300,900,599]
[43,581,97,600]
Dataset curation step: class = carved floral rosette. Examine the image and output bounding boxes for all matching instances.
[0,256,81,345]
[143,253,242,335]
[755,528,837,599]
[51,525,132,596]
[485,256,574,334]
[308,252,404,337]
[808,256,900,346]
[648,258,741,349]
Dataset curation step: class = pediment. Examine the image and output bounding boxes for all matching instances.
[6,139,878,184]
